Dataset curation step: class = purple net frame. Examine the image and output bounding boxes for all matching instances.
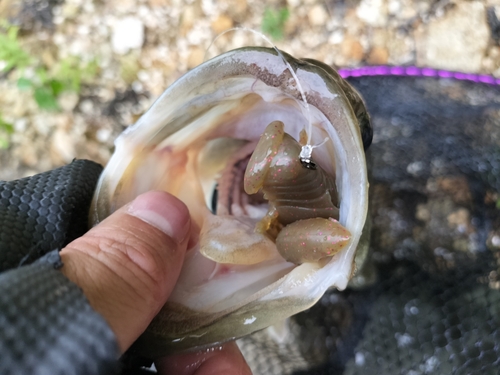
[338,66,500,85]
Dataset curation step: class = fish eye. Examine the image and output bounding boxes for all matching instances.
[358,111,373,150]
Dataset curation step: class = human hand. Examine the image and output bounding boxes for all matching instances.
[59,190,252,375]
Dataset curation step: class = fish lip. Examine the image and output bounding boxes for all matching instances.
[89,46,370,353]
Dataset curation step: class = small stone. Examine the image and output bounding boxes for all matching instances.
[109,0,136,13]
[181,6,196,35]
[284,12,299,36]
[367,46,389,64]
[328,30,344,44]
[436,176,472,205]
[341,36,364,62]
[111,17,145,55]
[18,140,38,167]
[120,53,141,84]
[447,208,470,230]
[51,129,76,164]
[32,114,54,137]
[490,234,500,249]
[416,204,431,222]
[148,0,169,6]
[187,47,205,69]
[211,14,233,34]
[388,0,400,15]
[225,0,248,23]
[14,118,28,132]
[79,100,94,115]
[61,2,80,19]
[96,127,112,143]
[41,50,56,68]
[386,30,414,65]
[484,190,499,205]
[308,5,328,26]
[58,92,80,112]
[356,0,388,27]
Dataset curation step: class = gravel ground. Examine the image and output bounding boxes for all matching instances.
[0,0,499,180]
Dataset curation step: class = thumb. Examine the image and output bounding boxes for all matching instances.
[60,191,191,352]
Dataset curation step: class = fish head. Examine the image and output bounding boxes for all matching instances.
[90,47,371,356]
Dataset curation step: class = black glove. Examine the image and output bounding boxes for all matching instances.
[0,160,120,375]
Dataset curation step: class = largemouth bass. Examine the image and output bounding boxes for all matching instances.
[90,47,372,355]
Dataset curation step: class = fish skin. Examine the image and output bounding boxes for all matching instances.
[239,75,500,374]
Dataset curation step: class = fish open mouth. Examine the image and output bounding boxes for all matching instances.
[90,47,371,354]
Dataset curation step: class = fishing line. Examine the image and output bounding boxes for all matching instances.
[204,27,321,155]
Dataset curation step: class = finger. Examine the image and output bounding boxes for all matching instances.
[59,191,191,352]
[155,342,252,375]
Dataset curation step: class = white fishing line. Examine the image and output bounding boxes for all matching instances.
[204,27,319,152]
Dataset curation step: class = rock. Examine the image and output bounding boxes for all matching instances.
[119,53,141,84]
[356,0,388,27]
[180,6,196,35]
[328,30,344,44]
[14,118,28,132]
[225,0,248,23]
[211,14,233,34]
[111,17,145,55]
[148,0,170,7]
[341,35,364,62]
[308,5,328,26]
[11,91,33,118]
[108,0,136,13]
[386,29,414,65]
[96,127,112,143]
[367,46,389,64]
[436,176,472,206]
[61,2,80,19]
[51,128,76,164]
[79,99,95,115]
[187,47,205,69]
[447,208,471,232]
[17,139,38,167]
[58,92,80,112]
[487,232,500,250]
[415,203,431,222]
[415,2,489,72]
[0,0,21,20]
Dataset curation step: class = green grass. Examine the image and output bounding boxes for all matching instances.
[1,19,99,111]
[17,57,99,111]
[0,20,32,72]
[262,7,290,41]
[0,114,14,149]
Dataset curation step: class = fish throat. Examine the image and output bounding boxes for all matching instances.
[213,141,264,216]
